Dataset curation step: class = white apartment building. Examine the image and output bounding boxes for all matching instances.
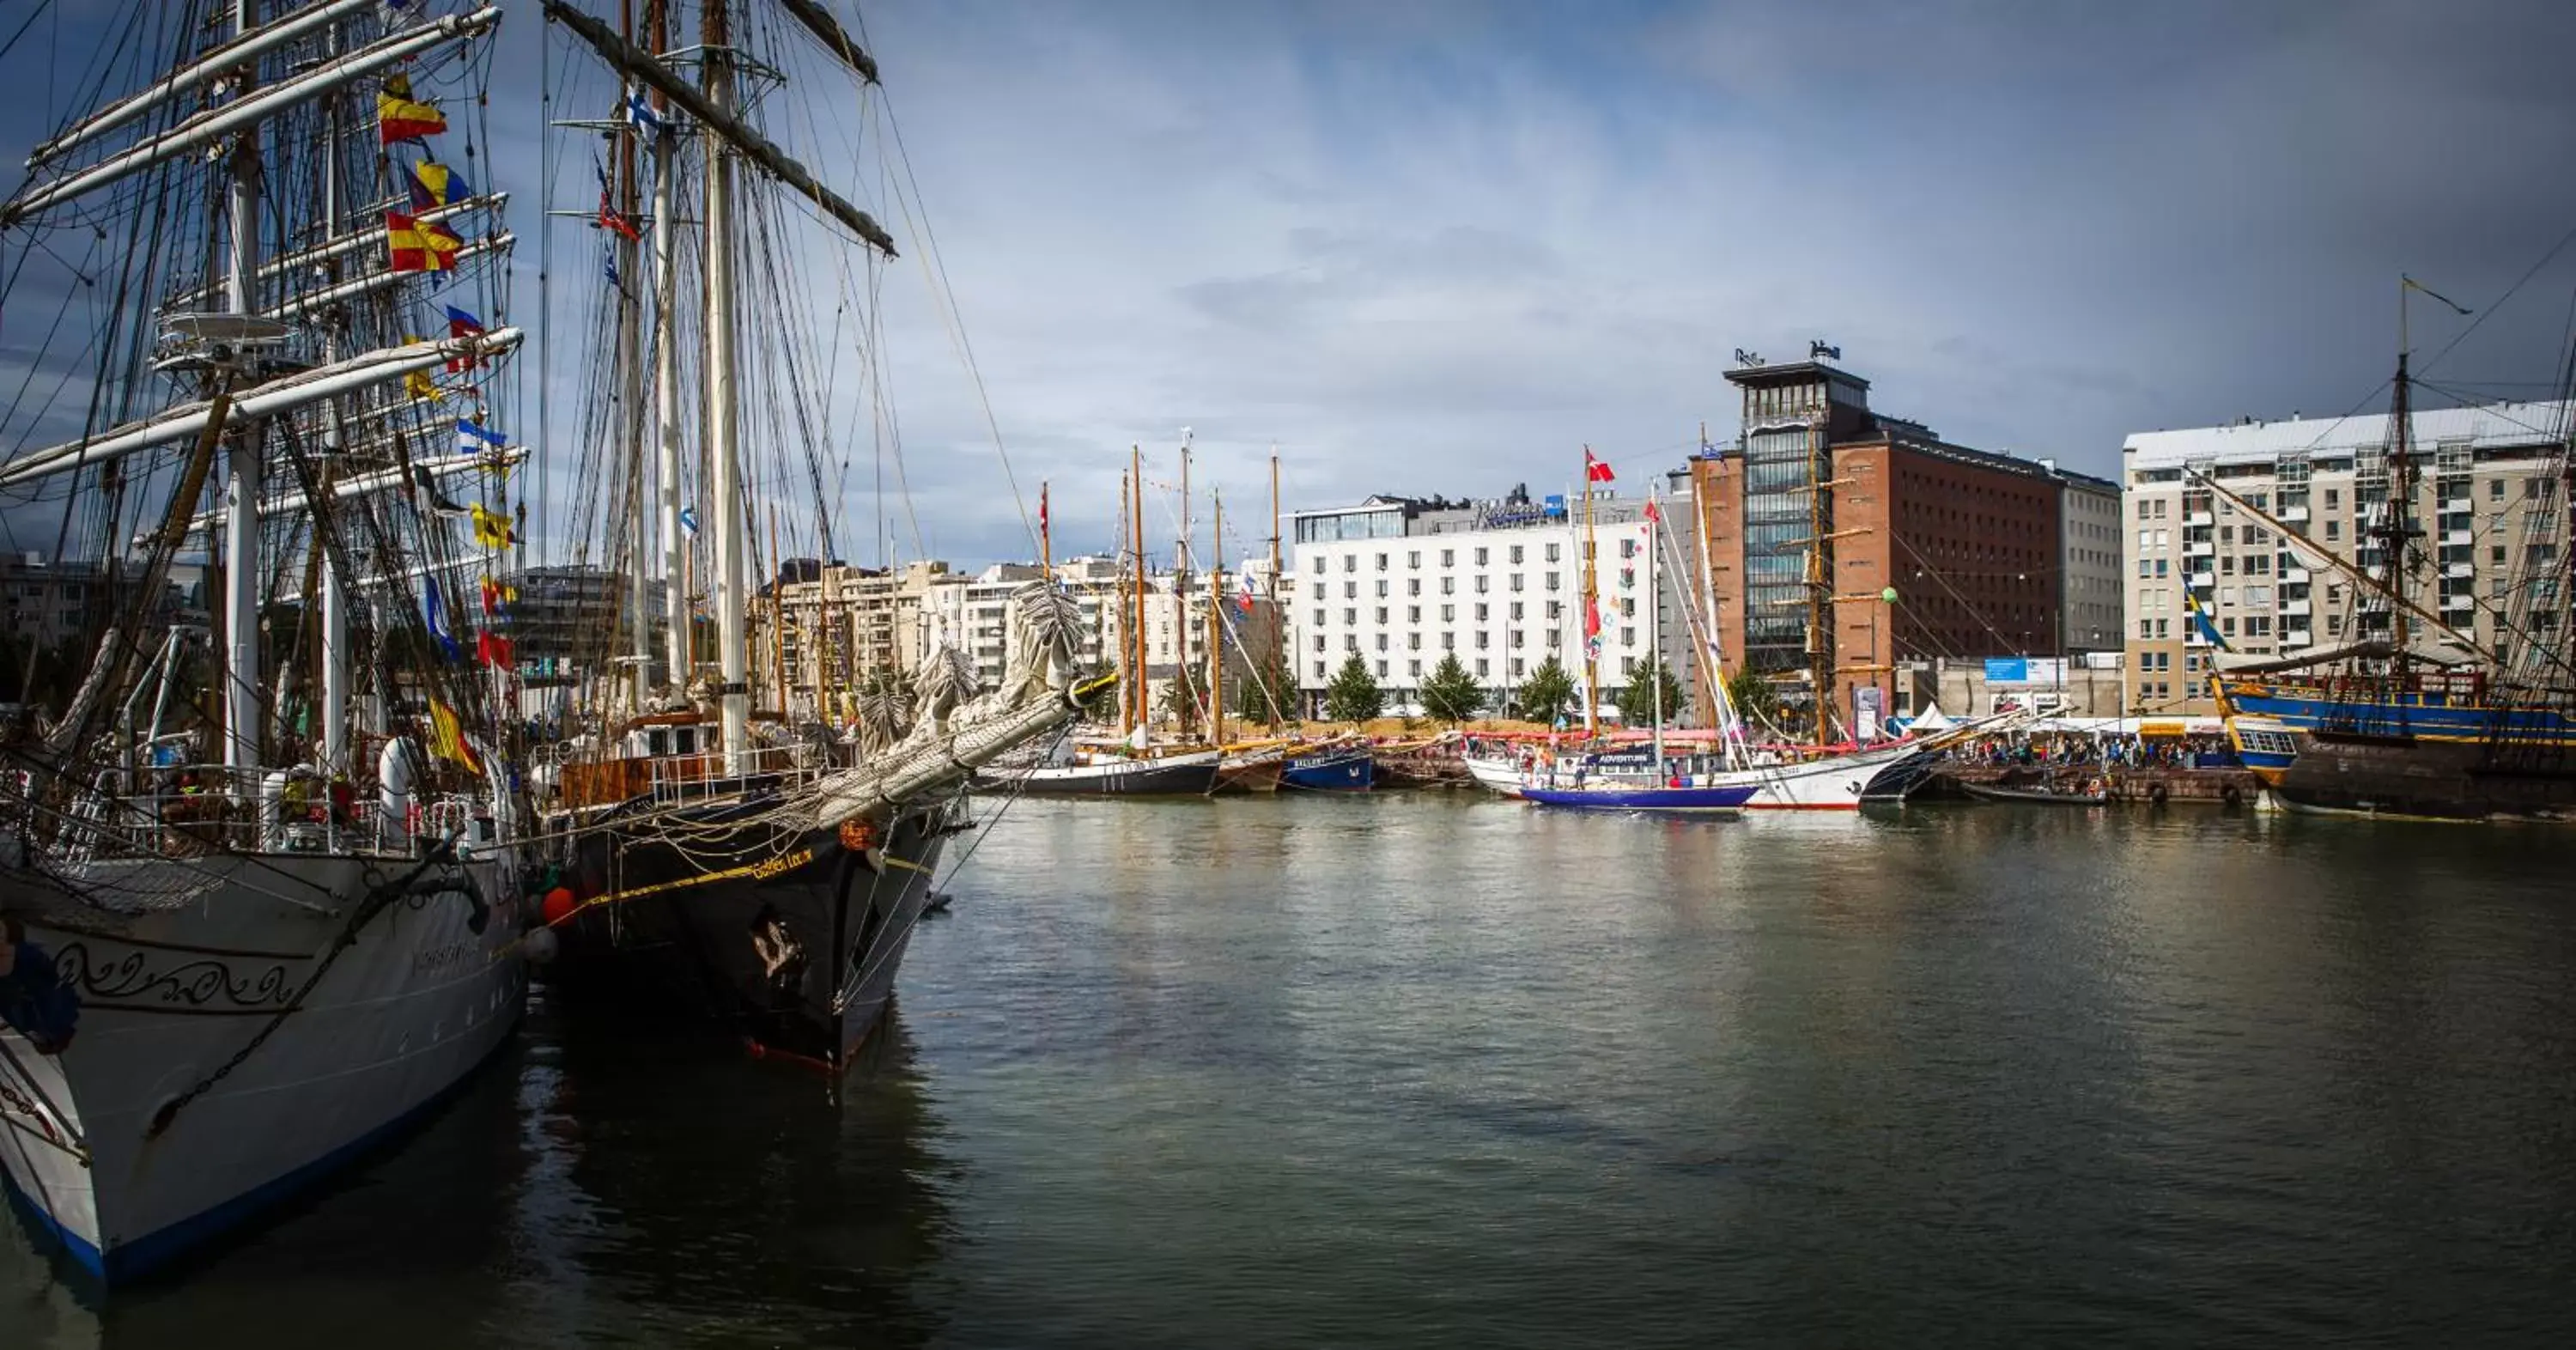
[2054,465,2124,654]
[1289,484,1690,721]
[2121,400,2570,713]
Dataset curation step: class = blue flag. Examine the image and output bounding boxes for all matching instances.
[423,577,463,661]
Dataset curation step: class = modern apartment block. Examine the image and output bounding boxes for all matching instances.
[1288,482,1691,721]
[1691,356,2093,723]
[2119,400,2572,713]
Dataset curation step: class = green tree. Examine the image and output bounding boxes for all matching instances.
[1415,651,1485,723]
[1236,645,1296,727]
[1160,667,1204,734]
[1613,656,1686,728]
[1515,654,1577,726]
[1724,666,1781,727]
[1322,654,1383,724]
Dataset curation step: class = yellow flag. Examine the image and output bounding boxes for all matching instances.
[428,698,483,774]
[404,369,445,402]
[471,503,513,549]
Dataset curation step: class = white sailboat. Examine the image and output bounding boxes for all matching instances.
[1,3,540,1281]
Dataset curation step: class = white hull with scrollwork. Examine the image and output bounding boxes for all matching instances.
[0,851,525,1283]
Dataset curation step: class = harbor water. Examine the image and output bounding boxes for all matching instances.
[8,796,2574,1347]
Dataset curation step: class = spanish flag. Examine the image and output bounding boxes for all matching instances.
[428,698,483,774]
[378,88,447,144]
[407,159,467,210]
[386,211,462,272]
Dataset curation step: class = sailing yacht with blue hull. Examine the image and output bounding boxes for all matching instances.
[1280,746,1375,791]
[1521,781,1758,813]
[1,0,544,1283]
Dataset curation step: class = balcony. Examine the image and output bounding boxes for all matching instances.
[2187,510,2215,527]
[2282,567,2311,584]
[2443,529,2472,546]
[2185,539,2215,556]
[2281,505,2312,523]
[2282,599,2312,617]
[2184,629,2212,648]
[2445,562,2473,579]
[2284,628,2312,647]
[2188,570,2215,588]
[2445,593,2476,611]
[2443,497,2471,514]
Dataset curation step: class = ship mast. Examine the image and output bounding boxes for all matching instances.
[1582,448,1599,735]
[614,0,649,709]
[1131,445,1148,736]
[318,23,351,775]
[649,0,685,695]
[222,0,266,782]
[1269,447,1283,726]
[1176,430,1193,738]
[702,0,750,771]
[1210,489,1224,747]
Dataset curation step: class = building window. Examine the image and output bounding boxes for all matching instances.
[1547,601,1563,621]
[1407,579,1420,596]
[1407,606,1421,622]
[2156,618,2169,637]
[1407,633,1421,650]
[2138,620,2153,640]
[1313,635,1326,652]
[1375,580,1389,598]
[1510,629,1524,648]
[1376,553,1388,571]
[1376,660,1388,677]
[1441,576,1455,595]
[1512,659,1525,678]
[2154,559,2169,577]
[1344,581,1357,599]
[1475,576,1489,594]
[2491,479,2506,500]
[1408,550,1422,567]
[1409,660,1422,678]
[1315,661,1327,678]
[1509,575,1524,592]
[1620,538,1637,559]
[1475,604,1489,620]
[1310,555,1325,574]
[1441,605,1455,620]
[1442,550,1455,567]
[1544,572,1559,591]
[1620,598,1635,618]
[1475,631,1490,648]
[1442,632,1455,649]
[1620,627,1637,647]
[2137,560,2152,578]
[2220,526,2233,544]
[1376,607,1388,623]
[1343,556,1356,572]
[1510,601,1524,620]
[1475,548,1489,565]
[1510,545,1524,564]
[2325,520,2340,540]
[2325,488,2340,508]
[1376,634,1388,651]
[1311,611,1325,629]
[1546,543,1561,562]
[1477,658,1490,677]
[1343,608,1356,624]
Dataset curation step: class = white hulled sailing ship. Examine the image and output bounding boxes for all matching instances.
[0,1,543,1281]
[528,0,1091,1070]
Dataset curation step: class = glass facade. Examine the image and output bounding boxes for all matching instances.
[1741,423,1822,672]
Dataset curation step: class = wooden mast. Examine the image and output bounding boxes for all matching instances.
[1210,489,1224,747]
[1116,465,1133,739]
[1269,447,1283,727]
[1130,445,1148,737]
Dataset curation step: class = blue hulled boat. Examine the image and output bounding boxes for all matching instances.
[1520,781,1759,813]
[1279,746,1375,791]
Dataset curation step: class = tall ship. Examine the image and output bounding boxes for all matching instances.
[2210,280,2576,820]
[526,0,1090,1070]
[0,1,542,1280]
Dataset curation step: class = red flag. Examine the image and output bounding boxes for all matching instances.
[1643,498,1662,525]
[1584,448,1615,483]
[477,629,515,670]
[1584,594,1602,639]
[1038,482,1050,542]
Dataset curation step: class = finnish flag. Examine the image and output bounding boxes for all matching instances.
[624,88,672,137]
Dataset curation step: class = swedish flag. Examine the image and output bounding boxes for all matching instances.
[2186,589,2231,652]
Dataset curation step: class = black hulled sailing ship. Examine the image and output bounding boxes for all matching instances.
[530,0,1088,1070]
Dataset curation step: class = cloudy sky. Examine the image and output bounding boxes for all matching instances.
[6,0,2576,572]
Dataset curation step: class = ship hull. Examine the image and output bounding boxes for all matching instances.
[1,852,526,1285]
[1710,743,1940,810]
[1461,755,1527,797]
[2218,679,2576,819]
[987,751,1223,796]
[556,798,948,1069]
[1280,748,1375,792]
[1520,782,1757,812]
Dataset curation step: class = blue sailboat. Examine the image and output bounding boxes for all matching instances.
[1279,745,1375,791]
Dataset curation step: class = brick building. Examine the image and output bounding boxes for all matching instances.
[1691,357,2076,728]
